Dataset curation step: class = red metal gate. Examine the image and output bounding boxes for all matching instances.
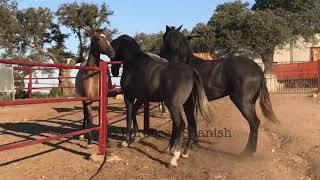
[257,61,320,94]
[0,59,153,156]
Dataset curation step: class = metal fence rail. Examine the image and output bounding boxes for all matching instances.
[257,61,320,94]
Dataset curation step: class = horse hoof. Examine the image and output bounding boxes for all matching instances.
[169,159,178,167]
[181,153,189,159]
[137,132,145,138]
[240,150,256,157]
[161,147,170,154]
[133,137,142,143]
[79,135,85,140]
[86,144,94,149]
[121,141,129,147]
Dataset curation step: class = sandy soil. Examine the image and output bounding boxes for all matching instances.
[0,94,320,180]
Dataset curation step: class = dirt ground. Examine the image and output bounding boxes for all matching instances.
[0,94,320,180]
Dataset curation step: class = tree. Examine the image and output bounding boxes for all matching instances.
[253,0,320,42]
[0,0,18,50]
[56,2,114,61]
[0,2,115,96]
[206,1,291,73]
[190,23,216,53]
[134,32,163,54]
[208,1,249,54]
[243,10,291,73]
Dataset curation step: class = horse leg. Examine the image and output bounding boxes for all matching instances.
[132,99,144,141]
[122,95,134,147]
[168,105,185,167]
[80,101,88,140]
[182,99,197,158]
[230,95,260,155]
[86,102,94,147]
[161,102,167,114]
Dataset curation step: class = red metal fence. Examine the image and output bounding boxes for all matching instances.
[0,59,153,156]
[259,61,320,94]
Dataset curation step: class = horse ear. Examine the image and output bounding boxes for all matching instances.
[166,25,170,32]
[176,25,183,31]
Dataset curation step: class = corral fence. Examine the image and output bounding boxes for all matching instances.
[0,59,157,156]
[256,61,320,94]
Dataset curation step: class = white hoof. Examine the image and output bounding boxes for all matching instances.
[121,141,129,147]
[86,144,94,149]
[79,134,85,140]
[138,132,145,138]
[169,150,181,167]
[170,159,178,167]
[181,153,189,159]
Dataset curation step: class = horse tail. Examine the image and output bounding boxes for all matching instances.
[192,69,215,126]
[259,75,279,124]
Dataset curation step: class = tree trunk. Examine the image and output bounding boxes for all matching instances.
[58,68,74,97]
[261,50,275,74]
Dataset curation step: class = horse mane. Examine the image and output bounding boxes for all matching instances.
[163,27,194,63]
[112,35,143,63]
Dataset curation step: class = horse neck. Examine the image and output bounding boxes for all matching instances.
[86,49,100,67]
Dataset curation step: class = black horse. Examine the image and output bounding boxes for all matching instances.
[110,35,214,166]
[160,25,279,156]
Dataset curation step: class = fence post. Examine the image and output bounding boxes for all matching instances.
[144,102,150,131]
[98,61,107,155]
[28,68,32,98]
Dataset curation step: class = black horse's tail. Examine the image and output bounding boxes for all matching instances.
[259,75,279,123]
[192,69,215,126]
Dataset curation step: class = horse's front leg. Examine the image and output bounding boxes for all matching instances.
[132,99,144,140]
[122,95,134,147]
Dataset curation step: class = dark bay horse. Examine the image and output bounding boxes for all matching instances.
[75,29,115,146]
[160,25,279,155]
[110,35,214,166]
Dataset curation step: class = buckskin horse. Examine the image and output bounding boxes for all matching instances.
[160,25,279,156]
[75,29,115,147]
[110,34,214,166]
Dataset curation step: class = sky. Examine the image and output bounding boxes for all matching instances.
[18,0,254,35]
[15,0,255,89]
[16,0,253,53]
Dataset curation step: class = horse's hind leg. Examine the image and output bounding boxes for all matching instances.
[182,99,197,158]
[80,101,88,140]
[230,95,260,155]
[167,105,185,167]
[86,103,94,146]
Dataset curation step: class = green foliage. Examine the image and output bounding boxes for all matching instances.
[190,23,216,53]
[15,90,28,99]
[56,2,115,61]
[49,87,63,97]
[253,0,320,42]
[134,32,163,54]
[0,0,18,50]
[208,1,249,54]
[243,10,290,54]
[202,1,294,73]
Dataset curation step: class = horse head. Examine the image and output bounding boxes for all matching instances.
[160,25,192,64]
[110,35,141,76]
[90,29,115,59]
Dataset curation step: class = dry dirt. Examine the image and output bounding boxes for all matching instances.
[0,94,320,180]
